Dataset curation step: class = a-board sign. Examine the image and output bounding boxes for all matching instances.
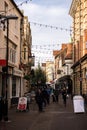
[17,97,27,111]
[73,95,85,113]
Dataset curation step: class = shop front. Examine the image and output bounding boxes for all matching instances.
[10,67,24,106]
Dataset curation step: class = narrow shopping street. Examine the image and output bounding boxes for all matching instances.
[0,96,87,130]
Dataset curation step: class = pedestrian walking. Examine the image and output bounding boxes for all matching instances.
[35,88,44,112]
[52,90,56,102]
[62,87,67,107]
[42,88,48,107]
[54,89,60,103]
[46,86,51,104]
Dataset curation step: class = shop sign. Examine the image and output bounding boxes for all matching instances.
[0,59,6,66]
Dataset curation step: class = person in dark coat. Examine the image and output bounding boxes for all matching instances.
[62,87,67,107]
[42,88,48,107]
[54,89,60,103]
[52,89,56,102]
[35,88,44,112]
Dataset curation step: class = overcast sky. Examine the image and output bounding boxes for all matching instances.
[14,0,73,66]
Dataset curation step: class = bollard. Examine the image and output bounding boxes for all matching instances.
[3,99,8,121]
[0,97,3,121]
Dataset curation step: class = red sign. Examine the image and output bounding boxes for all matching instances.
[18,104,26,110]
[0,59,6,66]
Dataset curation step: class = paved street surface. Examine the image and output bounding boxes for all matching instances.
[0,95,87,130]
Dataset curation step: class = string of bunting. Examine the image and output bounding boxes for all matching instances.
[32,43,61,47]
[16,0,32,7]
[0,0,72,33]
[0,0,32,15]
[30,22,72,33]
[32,47,58,50]
[32,51,52,54]
[35,58,54,62]
[35,56,53,58]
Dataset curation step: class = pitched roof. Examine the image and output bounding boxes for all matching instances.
[11,0,23,17]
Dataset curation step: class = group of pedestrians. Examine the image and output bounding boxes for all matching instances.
[35,86,68,112]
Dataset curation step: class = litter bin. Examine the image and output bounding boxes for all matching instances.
[73,95,85,113]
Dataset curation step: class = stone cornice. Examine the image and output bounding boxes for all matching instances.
[69,0,80,18]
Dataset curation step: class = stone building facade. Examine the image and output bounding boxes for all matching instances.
[0,0,24,107]
[20,15,32,93]
[69,0,87,95]
[53,43,73,94]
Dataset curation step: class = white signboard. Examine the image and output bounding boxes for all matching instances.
[73,95,85,113]
[17,97,27,111]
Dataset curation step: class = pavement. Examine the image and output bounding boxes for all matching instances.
[0,95,87,130]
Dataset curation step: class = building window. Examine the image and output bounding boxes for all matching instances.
[12,77,16,96]
[10,49,12,61]
[9,44,16,63]
[24,48,26,59]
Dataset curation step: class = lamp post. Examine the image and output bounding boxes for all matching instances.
[0,15,18,121]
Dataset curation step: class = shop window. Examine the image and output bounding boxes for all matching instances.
[12,77,16,96]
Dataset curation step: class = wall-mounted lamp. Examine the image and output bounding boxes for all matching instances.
[28,54,35,66]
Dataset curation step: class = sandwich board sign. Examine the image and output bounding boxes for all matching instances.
[17,97,27,111]
[73,95,85,113]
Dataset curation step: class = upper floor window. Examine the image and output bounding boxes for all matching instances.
[4,2,8,15]
[24,48,26,60]
[9,44,16,63]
